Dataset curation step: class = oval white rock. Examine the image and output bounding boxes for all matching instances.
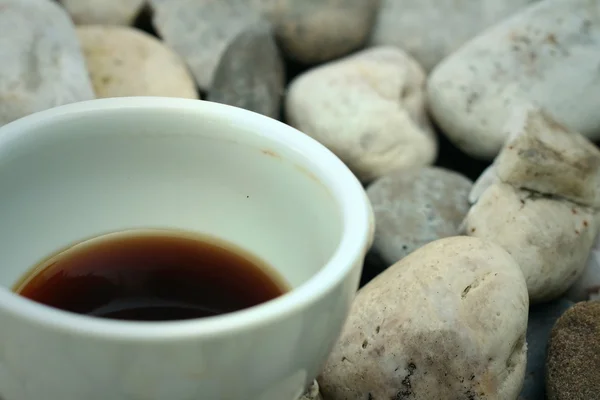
[319,236,529,400]
[286,46,437,183]
[427,0,600,160]
[369,0,536,71]
[0,0,94,127]
[463,183,599,304]
[77,25,198,99]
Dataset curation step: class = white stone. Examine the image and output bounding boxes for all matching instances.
[318,236,528,400]
[286,47,437,183]
[427,0,600,160]
[61,0,145,25]
[0,0,94,127]
[76,25,198,99]
[495,107,600,207]
[369,0,536,71]
[299,380,322,400]
[149,0,264,90]
[463,183,599,303]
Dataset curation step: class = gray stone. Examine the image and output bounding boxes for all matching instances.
[286,47,437,183]
[427,0,600,160]
[149,0,264,90]
[519,298,573,400]
[255,0,380,64]
[208,22,284,119]
[76,25,198,99]
[60,0,145,25]
[369,0,537,71]
[366,167,472,265]
[0,0,94,127]
[319,236,529,400]
[546,301,600,400]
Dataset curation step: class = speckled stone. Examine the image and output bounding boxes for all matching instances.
[546,301,600,400]
[519,298,573,400]
[366,167,472,266]
[463,183,599,304]
[286,47,437,183]
[208,22,284,119]
[319,236,529,400]
[76,25,198,99]
[0,0,94,127]
[255,0,380,64]
[427,0,600,160]
[369,0,537,71]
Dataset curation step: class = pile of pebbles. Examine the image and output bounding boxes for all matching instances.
[1,0,599,399]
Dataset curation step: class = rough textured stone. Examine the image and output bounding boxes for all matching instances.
[255,0,380,64]
[319,236,529,400]
[77,25,198,99]
[0,0,94,127]
[546,301,600,400]
[149,0,264,90]
[61,0,145,25]
[369,0,537,71]
[208,22,283,119]
[519,298,573,400]
[286,47,437,183]
[427,0,600,160]
[366,167,472,265]
[495,107,600,208]
[463,183,599,304]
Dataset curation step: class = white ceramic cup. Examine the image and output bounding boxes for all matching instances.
[0,98,374,400]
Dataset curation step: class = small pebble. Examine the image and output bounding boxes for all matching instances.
[286,47,437,183]
[77,25,198,99]
[208,22,284,119]
[367,166,472,266]
[256,0,380,64]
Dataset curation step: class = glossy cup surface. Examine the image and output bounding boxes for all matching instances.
[0,98,374,400]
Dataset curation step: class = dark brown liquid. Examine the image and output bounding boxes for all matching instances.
[15,230,287,321]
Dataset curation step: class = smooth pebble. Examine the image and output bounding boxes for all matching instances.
[427,0,600,160]
[319,236,529,400]
[77,25,198,99]
[286,47,437,183]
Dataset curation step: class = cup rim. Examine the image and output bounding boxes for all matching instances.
[0,97,373,339]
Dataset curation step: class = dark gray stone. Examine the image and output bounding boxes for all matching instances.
[208,22,284,120]
[519,298,573,400]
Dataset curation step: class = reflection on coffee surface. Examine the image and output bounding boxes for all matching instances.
[14,230,287,321]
